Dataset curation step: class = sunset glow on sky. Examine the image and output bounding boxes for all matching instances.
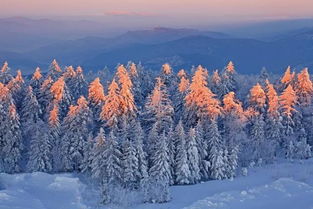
[1,0,313,25]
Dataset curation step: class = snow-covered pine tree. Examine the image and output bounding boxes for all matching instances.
[246,113,266,165]
[6,70,25,109]
[27,120,52,172]
[48,104,62,171]
[184,65,220,127]
[186,128,201,184]
[37,76,54,120]
[1,104,23,173]
[294,68,313,146]
[160,63,178,100]
[264,80,282,162]
[100,79,121,129]
[88,77,106,132]
[220,61,237,96]
[195,120,210,180]
[80,132,95,174]
[248,83,266,113]
[30,67,43,98]
[280,66,295,91]
[50,76,73,120]
[173,70,190,122]
[148,131,171,203]
[121,139,139,189]
[174,121,190,185]
[141,77,174,134]
[48,59,63,81]
[126,120,148,185]
[279,84,298,159]
[0,61,13,84]
[60,96,92,171]
[72,66,88,101]
[92,130,123,204]
[207,118,226,180]
[115,64,137,118]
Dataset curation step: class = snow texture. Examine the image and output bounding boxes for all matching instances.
[1,159,313,209]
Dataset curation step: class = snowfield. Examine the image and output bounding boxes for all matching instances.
[1,159,313,209]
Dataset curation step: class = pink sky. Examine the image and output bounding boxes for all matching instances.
[1,0,313,23]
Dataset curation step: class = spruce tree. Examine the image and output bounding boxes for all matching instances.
[174,121,190,184]
[186,128,201,184]
[148,131,171,203]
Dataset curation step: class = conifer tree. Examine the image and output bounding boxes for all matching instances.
[142,77,174,134]
[174,121,190,184]
[92,131,123,204]
[37,76,54,120]
[50,76,73,119]
[280,66,294,90]
[185,65,220,127]
[174,72,190,122]
[0,61,13,84]
[148,131,171,203]
[30,67,43,97]
[195,120,210,180]
[121,139,139,189]
[249,83,266,113]
[220,61,237,95]
[48,104,62,171]
[1,104,23,173]
[100,79,121,128]
[115,65,137,117]
[48,59,62,81]
[207,119,226,180]
[264,81,282,161]
[186,128,200,184]
[60,96,92,171]
[27,120,52,172]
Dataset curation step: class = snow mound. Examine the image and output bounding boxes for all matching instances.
[0,172,88,209]
[183,178,313,209]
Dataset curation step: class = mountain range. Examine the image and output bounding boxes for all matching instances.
[1,17,313,74]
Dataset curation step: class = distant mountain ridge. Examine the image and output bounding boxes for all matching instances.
[1,17,313,74]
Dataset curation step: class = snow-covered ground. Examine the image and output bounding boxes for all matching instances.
[1,159,313,209]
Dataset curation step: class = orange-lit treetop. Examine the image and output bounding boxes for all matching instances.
[295,68,313,106]
[185,65,220,119]
[100,79,121,126]
[52,59,62,72]
[280,84,297,117]
[280,66,294,85]
[0,82,10,101]
[177,69,187,78]
[178,76,190,93]
[50,77,65,102]
[249,83,266,111]
[116,64,136,115]
[88,77,105,105]
[49,104,59,126]
[64,66,76,78]
[32,67,42,81]
[162,63,172,75]
[226,61,235,73]
[1,61,9,73]
[222,91,243,115]
[265,81,279,117]
[15,70,24,83]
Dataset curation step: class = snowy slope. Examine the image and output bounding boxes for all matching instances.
[1,159,313,209]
